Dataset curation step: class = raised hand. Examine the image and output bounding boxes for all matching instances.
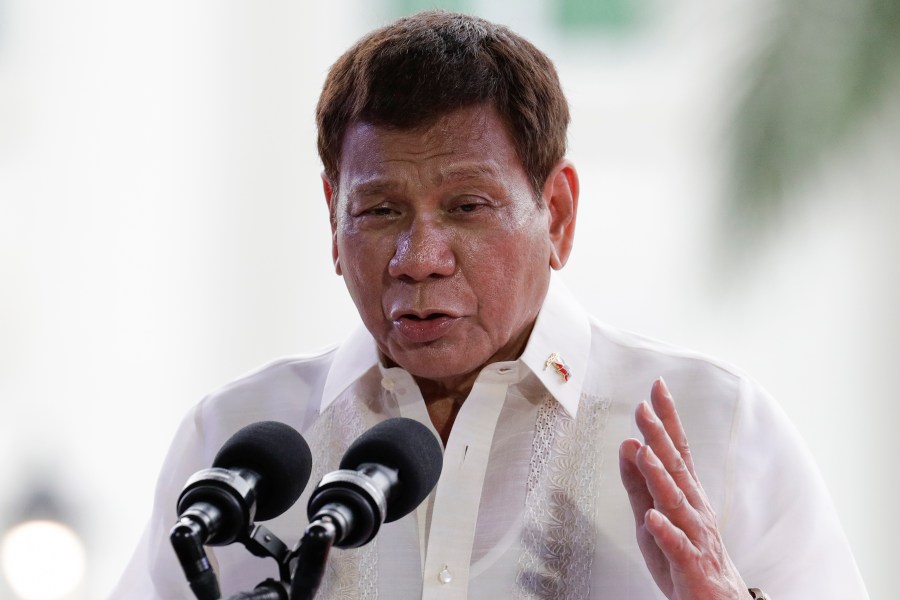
[619,378,749,600]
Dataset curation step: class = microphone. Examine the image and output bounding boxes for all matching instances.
[170,421,312,600]
[305,417,443,549]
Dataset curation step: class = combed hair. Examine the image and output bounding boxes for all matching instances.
[316,10,570,197]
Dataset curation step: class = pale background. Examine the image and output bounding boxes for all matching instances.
[0,0,896,598]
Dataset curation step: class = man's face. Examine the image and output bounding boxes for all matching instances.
[325,104,577,387]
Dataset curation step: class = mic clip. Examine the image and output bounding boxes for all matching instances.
[170,510,294,599]
[306,464,398,549]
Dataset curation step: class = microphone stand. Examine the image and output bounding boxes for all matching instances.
[216,519,336,600]
[172,517,298,600]
[287,517,337,600]
[222,523,294,600]
[170,516,221,600]
[220,517,336,600]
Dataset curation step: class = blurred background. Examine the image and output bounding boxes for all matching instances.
[1,0,897,598]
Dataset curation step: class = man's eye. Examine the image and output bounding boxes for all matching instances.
[366,206,396,217]
[451,202,484,214]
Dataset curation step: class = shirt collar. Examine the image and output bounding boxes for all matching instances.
[319,273,591,417]
[518,273,591,418]
[320,322,380,412]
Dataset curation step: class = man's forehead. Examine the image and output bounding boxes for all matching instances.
[338,106,517,193]
[344,161,505,197]
[345,107,492,150]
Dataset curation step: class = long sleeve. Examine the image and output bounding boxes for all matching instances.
[109,402,209,599]
[722,377,869,598]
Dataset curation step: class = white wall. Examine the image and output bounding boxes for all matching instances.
[0,1,894,598]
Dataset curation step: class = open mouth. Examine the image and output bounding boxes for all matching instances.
[393,312,458,342]
[401,313,448,321]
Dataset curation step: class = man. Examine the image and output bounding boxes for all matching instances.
[114,11,869,599]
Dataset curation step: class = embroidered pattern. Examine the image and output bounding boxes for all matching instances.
[306,391,378,600]
[515,393,612,599]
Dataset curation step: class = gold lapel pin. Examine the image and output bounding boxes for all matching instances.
[544,352,571,383]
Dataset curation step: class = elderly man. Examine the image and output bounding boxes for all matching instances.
[114,10,868,599]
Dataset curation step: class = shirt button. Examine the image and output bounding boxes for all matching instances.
[438,565,453,584]
[380,377,395,391]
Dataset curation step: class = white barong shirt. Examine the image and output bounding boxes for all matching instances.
[113,278,869,599]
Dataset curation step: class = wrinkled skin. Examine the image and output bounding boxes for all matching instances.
[323,103,748,598]
[619,378,751,599]
[324,104,577,395]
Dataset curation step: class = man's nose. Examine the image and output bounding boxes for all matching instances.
[388,218,456,281]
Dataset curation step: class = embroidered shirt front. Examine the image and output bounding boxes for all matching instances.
[112,275,872,600]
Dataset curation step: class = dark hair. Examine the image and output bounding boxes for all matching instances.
[316,10,569,198]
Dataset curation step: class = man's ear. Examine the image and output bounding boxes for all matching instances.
[543,159,579,270]
[322,173,342,276]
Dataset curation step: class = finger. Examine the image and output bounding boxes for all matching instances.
[619,438,654,526]
[650,377,698,478]
[643,508,699,568]
[645,507,747,597]
[621,440,671,583]
[636,444,706,542]
[635,400,705,511]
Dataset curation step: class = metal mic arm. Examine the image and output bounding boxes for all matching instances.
[241,523,292,582]
[170,515,221,600]
[288,517,338,600]
[171,507,293,600]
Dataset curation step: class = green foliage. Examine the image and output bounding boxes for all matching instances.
[556,0,646,32]
[728,0,900,235]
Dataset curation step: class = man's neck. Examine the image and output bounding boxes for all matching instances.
[415,375,477,446]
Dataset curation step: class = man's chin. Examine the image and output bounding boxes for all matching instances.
[386,345,488,386]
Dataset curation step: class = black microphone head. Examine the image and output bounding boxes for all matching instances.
[339,417,443,523]
[213,421,312,521]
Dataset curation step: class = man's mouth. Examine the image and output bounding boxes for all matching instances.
[401,312,448,321]
[392,312,459,343]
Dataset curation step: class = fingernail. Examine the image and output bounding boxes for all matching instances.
[646,508,663,526]
[639,401,659,424]
[642,445,661,466]
[658,376,671,399]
